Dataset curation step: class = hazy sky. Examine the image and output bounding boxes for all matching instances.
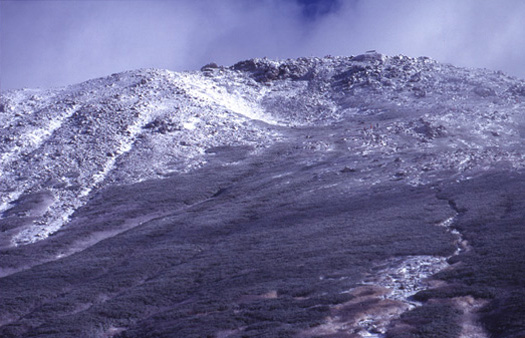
[1,0,525,90]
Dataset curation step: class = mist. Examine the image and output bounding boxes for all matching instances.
[1,0,525,90]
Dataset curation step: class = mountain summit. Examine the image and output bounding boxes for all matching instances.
[2,54,525,337]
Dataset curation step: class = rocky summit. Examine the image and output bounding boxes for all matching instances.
[2,53,525,338]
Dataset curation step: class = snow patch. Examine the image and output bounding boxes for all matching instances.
[173,72,281,126]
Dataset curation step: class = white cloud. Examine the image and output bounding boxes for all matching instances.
[306,0,525,76]
[2,0,525,90]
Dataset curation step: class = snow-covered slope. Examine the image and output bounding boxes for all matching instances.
[2,53,525,246]
[0,69,280,245]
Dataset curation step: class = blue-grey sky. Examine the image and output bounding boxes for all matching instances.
[1,0,525,90]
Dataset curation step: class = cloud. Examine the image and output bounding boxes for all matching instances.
[307,0,525,77]
[1,0,525,90]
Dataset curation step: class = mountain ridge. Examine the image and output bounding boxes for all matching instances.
[2,53,525,337]
[2,53,525,245]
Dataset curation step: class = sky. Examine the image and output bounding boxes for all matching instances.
[1,0,525,90]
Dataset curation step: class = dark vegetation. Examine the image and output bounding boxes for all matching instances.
[3,113,525,338]
[0,130,458,337]
[408,172,525,338]
[387,303,462,338]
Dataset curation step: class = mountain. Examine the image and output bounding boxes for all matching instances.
[1,53,525,337]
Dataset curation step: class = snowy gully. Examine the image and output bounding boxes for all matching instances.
[302,212,488,338]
